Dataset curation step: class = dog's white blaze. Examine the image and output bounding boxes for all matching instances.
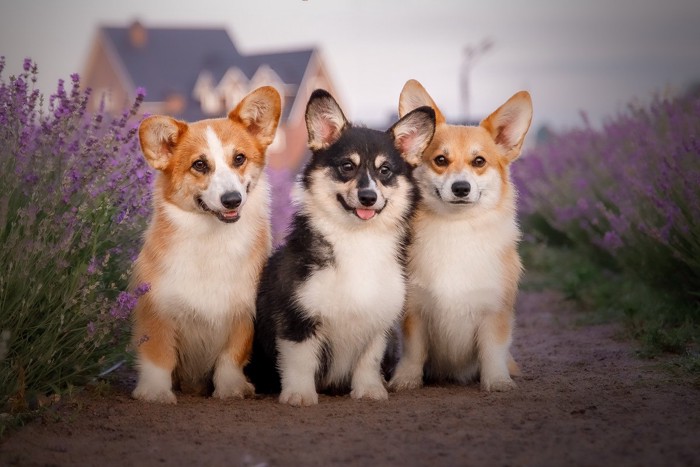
[360,169,385,209]
[295,227,405,387]
[200,126,247,211]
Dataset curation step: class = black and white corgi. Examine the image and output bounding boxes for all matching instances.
[247,89,435,406]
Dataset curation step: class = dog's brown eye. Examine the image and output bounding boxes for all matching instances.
[472,156,486,168]
[378,165,392,177]
[234,153,246,167]
[434,155,449,167]
[339,161,355,174]
[192,159,209,173]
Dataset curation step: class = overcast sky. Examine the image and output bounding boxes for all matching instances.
[1,0,699,132]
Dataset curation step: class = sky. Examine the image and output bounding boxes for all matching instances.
[1,0,699,133]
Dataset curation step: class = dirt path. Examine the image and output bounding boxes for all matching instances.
[1,290,698,467]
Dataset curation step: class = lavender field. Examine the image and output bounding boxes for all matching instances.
[514,91,700,359]
[0,58,698,429]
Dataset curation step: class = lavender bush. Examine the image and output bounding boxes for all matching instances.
[515,92,700,355]
[0,58,151,409]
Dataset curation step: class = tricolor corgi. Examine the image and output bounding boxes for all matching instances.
[131,86,281,403]
[246,89,435,406]
[389,80,532,392]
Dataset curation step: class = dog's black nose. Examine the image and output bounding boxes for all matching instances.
[358,189,377,207]
[221,191,242,209]
[451,181,471,198]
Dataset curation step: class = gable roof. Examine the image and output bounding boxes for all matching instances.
[101,25,315,121]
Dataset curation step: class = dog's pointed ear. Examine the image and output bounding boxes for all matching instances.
[305,89,348,151]
[389,106,436,167]
[480,91,533,162]
[229,86,282,148]
[398,79,446,124]
[139,116,189,170]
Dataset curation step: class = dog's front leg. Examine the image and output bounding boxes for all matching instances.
[477,307,516,392]
[389,306,427,391]
[351,332,389,401]
[132,298,178,404]
[277,337,320,406]
[213,315,255,399]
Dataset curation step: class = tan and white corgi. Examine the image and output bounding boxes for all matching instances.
[131,86,281,403]
[389,80,532,392]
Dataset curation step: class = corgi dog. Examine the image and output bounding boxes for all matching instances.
[131,86,281,403]
[246,89,435,406]
[389,80,532,392]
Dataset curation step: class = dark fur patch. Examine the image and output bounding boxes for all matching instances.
[246,122,418,396]
[302,126,410,190]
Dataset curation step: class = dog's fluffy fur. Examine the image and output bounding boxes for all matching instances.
[389,80,533,392]
[131,86,281,403]
[246,89,435,406]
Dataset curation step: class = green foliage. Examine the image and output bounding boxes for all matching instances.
[522,243,700,368]
[0,59,150,411]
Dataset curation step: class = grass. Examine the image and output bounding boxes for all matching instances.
[521,241,700,371]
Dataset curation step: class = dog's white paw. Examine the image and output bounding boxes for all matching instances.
[213,380,255,400]
[481,377,517,392]
[213,358,255,399]
[279,389,318,407]
[388,362,423,391]
[133,359,175,403]
[351,383,389,401]
[132,385,177,404]
[388,371,423,392]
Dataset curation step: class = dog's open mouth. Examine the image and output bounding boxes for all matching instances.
[196,197,240,223]
[337,194,383,221]
[355,208,376,220]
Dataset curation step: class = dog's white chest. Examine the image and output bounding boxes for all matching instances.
[410,214,517,316]
[151,209,260,324]
[296,231,405,382]
[299,233,405,326]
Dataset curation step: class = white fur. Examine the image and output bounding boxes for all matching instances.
[294,226,405,387]
[132,359,176,404]
[143,172,270,385]
[277,173,408,403]
[412,208,518,377]
[278,338,321,406]
[152,175,268,325]
[391,183,520,390]
[212,353,255,399]
[199,126,248,211]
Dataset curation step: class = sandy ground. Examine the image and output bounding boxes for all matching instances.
[1,289,698,467]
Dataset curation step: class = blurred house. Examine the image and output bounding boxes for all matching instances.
[82,21,339,171]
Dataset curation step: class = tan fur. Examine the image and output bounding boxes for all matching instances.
[132,294,177,370]
[131,86,281,403]
[390,80,532,392]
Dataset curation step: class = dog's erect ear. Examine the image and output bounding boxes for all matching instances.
[398,79,446,125]
[305,89,348,151]
[229,86,282,148]
[389,106,436,167]
[139,116,189,170]
[480,91,533,162]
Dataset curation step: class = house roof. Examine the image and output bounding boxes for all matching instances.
[101,25,315,121]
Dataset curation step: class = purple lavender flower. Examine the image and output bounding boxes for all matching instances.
[514,91,700,298]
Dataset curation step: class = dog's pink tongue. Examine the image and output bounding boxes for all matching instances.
[355,208,376,220]
[222,210,238,219]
